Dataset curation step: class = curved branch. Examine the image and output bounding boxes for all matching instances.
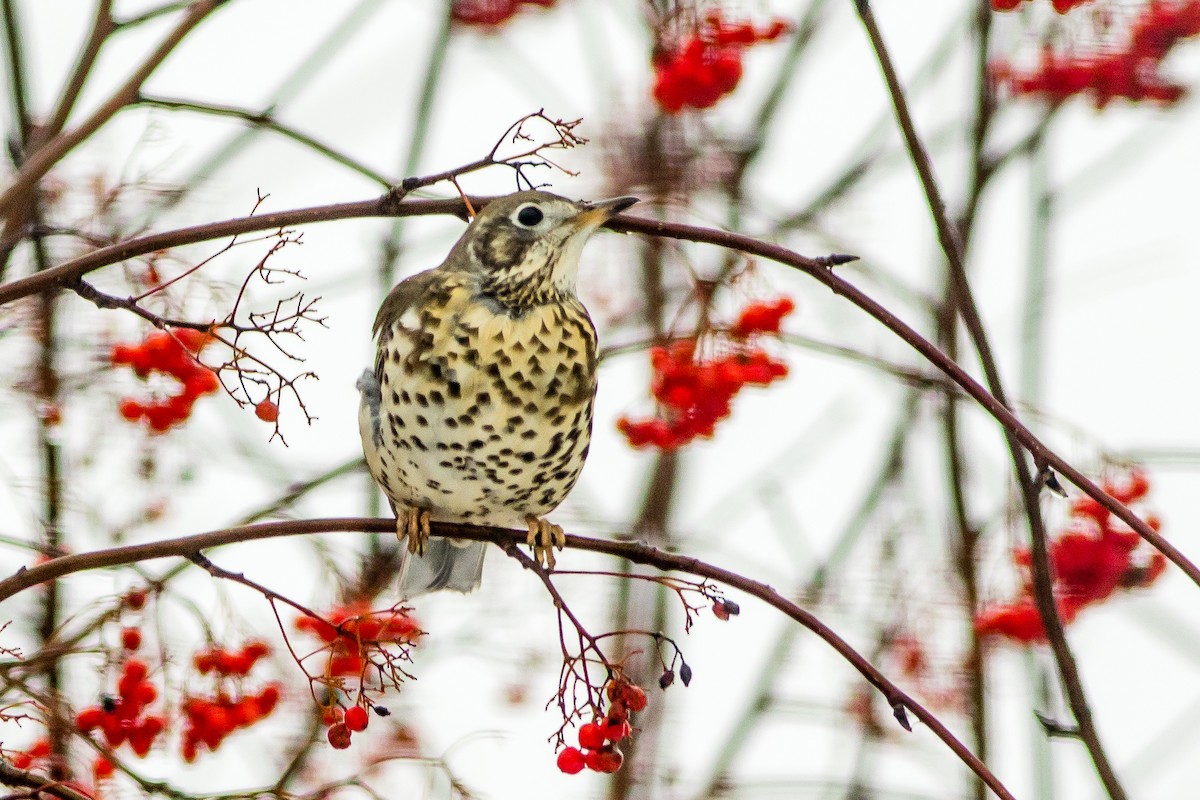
[0,199,1188,593]
[0,517,1015,800]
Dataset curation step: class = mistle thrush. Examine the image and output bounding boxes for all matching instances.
[357,190,638,596]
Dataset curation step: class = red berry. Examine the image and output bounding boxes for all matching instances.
[124,588,147,609]
[122,657,149,683]
[193,650,215,674]
[327,722,352,749]
[256,684,281,716]
[620,684,648,712]
[344,705,369,732]
[121,627,142,650]
[591,746,624,773]
[602,717,632,742]
[93,756,115,780]
[578,721,606,750]
[135,681,157,706]
[557,746,586,774]
[119,398,144,421]
[255,399,279,422]
[76,705,105,732]
[242,640,270,661]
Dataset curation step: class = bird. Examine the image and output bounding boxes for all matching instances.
[357,190,638,596]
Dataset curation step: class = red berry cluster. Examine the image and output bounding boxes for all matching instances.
[295,602,422,678]
[324,704,375,750]
[111,329,219,433]
[556,678,648,775]
[992,0,1090,12]
[976,469,1166,643]
[451,0,555,26]
[180,641,280,762]
[7,738,51,770]
[193,640,270,677]
[991,2,1200,108]
[617,297,793,450]
[8,737,114,786]
[653,11,789,113]
[75,657,164,757]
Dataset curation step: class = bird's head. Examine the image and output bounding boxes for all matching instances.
[451,190,638,310]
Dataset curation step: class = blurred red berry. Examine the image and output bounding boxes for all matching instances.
[92,756,115,780]
[121,627,142,650]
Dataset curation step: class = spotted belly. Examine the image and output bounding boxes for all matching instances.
[360,287,597,528]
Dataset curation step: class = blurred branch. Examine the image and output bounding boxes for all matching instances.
[0,516,1016,800]
[137,94,394,187]
[44,0,116,140]
[851,2,1126,797]
[0,0,225,216]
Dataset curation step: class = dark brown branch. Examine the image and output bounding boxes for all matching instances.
[0,517,1016,800]
[0,198,1187,595]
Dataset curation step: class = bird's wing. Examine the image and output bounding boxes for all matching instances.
[371,268,441,383]
[359,269,441,450]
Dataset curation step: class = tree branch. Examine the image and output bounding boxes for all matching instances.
[0,517,1016,800]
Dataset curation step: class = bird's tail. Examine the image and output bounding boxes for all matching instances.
[397,538,486,597]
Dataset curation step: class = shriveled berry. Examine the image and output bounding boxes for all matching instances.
[620,684,648,712]
[592,746,624,773]
[327,722,352,749]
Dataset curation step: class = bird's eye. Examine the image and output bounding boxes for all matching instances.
[516,205,544,227]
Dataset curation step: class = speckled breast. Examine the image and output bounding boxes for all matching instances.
[363,278,597,527]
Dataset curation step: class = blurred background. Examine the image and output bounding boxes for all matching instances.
[1,1,1199,798]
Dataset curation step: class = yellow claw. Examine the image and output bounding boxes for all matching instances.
[396,507,431,556]
[525,514,566,569]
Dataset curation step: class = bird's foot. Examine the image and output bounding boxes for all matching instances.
[396,507,432,556]
[525,515,565,570]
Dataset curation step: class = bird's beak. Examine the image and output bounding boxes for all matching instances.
[576,196,640,226]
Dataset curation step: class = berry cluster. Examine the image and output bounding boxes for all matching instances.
[617,297,793,450]
[295,602,422,678]
[324,703,380,750]
[7,738,50,770]
[653,11,789,113]
[991,2,1200,108]
[180,640,280,761]
[4,738,111,786]
[111,329,219,433]
[556,678,648,775]
[976,469,1166,643]
[451,0,555,26]
[992,0,1090,11]
[193,640,270,677]
[75,657,164,757]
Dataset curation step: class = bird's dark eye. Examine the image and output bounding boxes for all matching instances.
[516,205,544,227]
